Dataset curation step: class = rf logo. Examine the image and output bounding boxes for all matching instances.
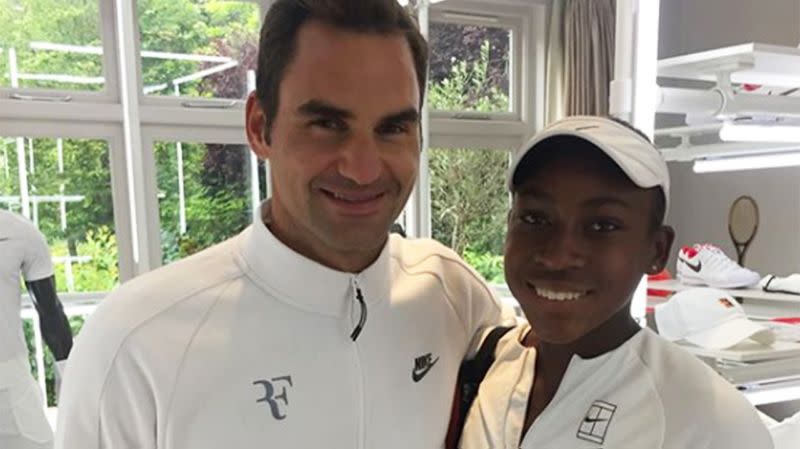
[253,376,293,420]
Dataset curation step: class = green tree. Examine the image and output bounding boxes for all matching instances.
[428,36,511,281]
[0,0,103,90]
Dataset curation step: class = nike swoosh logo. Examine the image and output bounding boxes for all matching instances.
[411,356,439,383]
[583,417,609,424]
[680,258,702,273]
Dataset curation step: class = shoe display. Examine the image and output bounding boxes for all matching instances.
[676,244,761,288]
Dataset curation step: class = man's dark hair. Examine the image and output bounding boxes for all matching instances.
[257,0,429,137]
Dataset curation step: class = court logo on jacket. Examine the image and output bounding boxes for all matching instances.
[577,400,617,444]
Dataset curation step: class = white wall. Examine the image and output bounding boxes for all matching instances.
[666,162,800,275]
[659,0,800,58]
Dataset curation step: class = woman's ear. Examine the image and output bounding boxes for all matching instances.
[648,225,676,274]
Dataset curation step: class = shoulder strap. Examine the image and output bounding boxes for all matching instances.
[461,326,515,383]
[445,325,515,449]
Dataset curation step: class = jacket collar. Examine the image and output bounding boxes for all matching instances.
[236,201,392,318]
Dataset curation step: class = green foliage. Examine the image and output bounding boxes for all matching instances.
[24,316,86,406]
[428,40,510,112]
[429,147,509,260]
[462,248,505,284]
[0,0,103,90]
[155,142,252,263]
[72,226,119,291]
[428,38,510,282]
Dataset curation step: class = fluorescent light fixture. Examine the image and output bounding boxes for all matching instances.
[719,122,800,143]
[693,151,800,173]
[397,0,447,5]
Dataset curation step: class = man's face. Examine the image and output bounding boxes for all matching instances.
[246,20,420,271]
[504,148,672,345]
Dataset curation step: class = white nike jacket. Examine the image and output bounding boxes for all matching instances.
[460,326,773,449]
[55,207,509,449]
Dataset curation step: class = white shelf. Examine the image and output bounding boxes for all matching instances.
[658,43,800,87]
[649,280,800,303]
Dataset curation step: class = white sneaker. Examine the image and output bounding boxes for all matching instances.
[676,244,761,288]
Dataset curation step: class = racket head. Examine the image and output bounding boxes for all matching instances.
[728,195,759,264]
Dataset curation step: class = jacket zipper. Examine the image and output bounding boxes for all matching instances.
[350,276,366,449]
[350,277,367,341]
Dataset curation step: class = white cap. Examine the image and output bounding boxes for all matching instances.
[509,116,670,220]
[655,287,775,350]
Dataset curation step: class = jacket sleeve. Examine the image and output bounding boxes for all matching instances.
[706,393,774,449]
[21,223,54,282]
[55,315,157,449]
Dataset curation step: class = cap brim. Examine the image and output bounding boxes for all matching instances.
[686,318,775,350]
[507,116,670,221]
[510,131,661,191]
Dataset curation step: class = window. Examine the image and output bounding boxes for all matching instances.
[137,0,261,99]
[0,0,105,92]
[0,136,118,293]
[428,147,510,283]
[428,20,513,114]
[154,141,263,264]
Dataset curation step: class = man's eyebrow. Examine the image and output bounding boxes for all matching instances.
[379,107,419,125]
[297,99,355,119]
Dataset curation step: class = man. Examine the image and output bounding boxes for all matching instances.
[1,210,73,449]
[56,1,509,448]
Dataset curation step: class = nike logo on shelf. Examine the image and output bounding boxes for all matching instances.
[680,258,702,273]
[412,353,439,383]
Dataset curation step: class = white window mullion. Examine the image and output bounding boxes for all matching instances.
[115,0,159,275]
[405,0,432,239]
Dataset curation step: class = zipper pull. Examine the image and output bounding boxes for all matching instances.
[350,278,368,341]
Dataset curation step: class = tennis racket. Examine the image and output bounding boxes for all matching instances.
[728,195,759,266]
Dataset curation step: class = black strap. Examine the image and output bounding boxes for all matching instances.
[461,326,515,384]
[445,326,514,449]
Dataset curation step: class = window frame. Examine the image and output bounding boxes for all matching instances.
[141,126,262,269]
[407,0,545,240]
[427,2,525,122]
[0,122,135,284]
[135,0,267,108]
[0,0,121,105]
